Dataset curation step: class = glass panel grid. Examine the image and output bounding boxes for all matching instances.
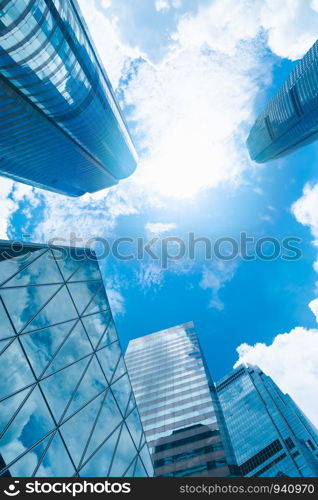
[0,242,152,477]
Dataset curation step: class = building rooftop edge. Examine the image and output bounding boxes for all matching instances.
[126,321,195,346]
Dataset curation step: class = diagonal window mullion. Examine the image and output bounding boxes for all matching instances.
[31,429,59,477]
[122,454,138,478]
[17,282,68,335]
[52,250,84,283]
[0,282,64,290]
[60,386,109,429]
[32,353,98,476]
[0,247,49,288]
[76,387,110,470]
[78,421,124,473]
[66,280,103,317]
[106,423,125,477]
[2,427,57,477]
[34,319,81,381]
[35,337,119,387]
[0,383,37,441]
[55,353,96,427]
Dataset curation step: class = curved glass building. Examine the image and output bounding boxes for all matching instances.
[0,0,137,196]
[247,40,318,163]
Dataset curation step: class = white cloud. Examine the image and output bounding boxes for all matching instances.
[136,261,164,289]
[234,325,318,427]
[172,0,182,8]
[123,37,268,199]
[0,179,15,239]
[100,0,111,9]
[30,180,143,244]
[145,222,176,234]
[292,183,318,273]
[155,0,170,12]
[309,298,318,322]
[292,183,318,239]
[106,287,125,316]
[260,0,318,61]
[199,260,238,310]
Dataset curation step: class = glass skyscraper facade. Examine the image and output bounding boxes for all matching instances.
[0,240,152,477]
[247,39,318,163]
[0,0,137,196]
[216,364,318,477]
[125,322,238,477]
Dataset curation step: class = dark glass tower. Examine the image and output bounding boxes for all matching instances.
[216,365,318,477]
[0,0,137,196]
[247,40,318,163]
[125,322,238,477]
[0,240,152,477]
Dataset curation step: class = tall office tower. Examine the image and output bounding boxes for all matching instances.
[125,322,238,477]
[247,40,318,163]
[216,365,318,477]
[0,240,152,477]
[0,0,137,196]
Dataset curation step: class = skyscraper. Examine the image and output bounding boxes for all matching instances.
[216,365,318,477]
[247,40,318,163]
[0,0,137,196]
[0,240,152,477]
[125,322,238,477]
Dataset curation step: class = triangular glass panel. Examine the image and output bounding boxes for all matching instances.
[133,457,148,477]
[52,248,83,282]
[0,299,15,340]
[0,247,48,287]
[79,426,121,477]
[109,424,138,477]
[68,257,101,282]
[110,355,127,385]
[0,338,35,401]
[99,318,118,348]
[139,434,146,450]
[64,356,107,418]
[0,285,60,333]
[60,392,105,467]
[84,285,109,315]
[3,434,53,478]
[83,390,123,461]
[81,311,113,348]
[125,408,143,449]
[19,321,76,377]
[110,374,132,417]
[36,431,76,477]
[3,250,63,287]
[24,285,78,333]
[124,457,137,477]
[125,392,137,416]
[17,386,55,449]
[139,442,154,476]
[67,282,101,315]
[40,357,90,421]
[95,341,122,383]
[0,387,31,441]
[44,321,93,376]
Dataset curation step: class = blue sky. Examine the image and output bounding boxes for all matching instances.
[2,0,318,425]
